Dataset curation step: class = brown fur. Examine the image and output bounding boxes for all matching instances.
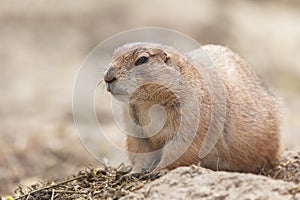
[103,42,281,173]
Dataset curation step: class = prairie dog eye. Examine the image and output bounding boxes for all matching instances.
[135,56,149,66]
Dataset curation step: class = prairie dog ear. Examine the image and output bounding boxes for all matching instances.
[148,48,170,63]
[163,51,170,64]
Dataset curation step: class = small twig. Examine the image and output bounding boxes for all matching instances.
[51,189,55,200]
[272,168,283,179]
[289,186,300,195]
[116,162,125,170]
[45,190,88,195]
[25,193,30,200]
[131,183,145,191]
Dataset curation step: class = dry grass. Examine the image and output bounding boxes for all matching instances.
[13,164,162,200]
[261,150,300,184]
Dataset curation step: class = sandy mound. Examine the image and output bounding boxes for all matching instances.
[123,166,299,200]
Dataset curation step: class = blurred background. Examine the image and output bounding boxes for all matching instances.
[0,0,299,195]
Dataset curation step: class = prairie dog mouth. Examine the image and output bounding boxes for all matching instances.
[108,85,132,102]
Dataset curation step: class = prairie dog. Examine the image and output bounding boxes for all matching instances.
[103,42,280,173]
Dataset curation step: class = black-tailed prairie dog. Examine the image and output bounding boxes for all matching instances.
[103,42,280,173]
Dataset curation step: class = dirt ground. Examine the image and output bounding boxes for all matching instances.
[9,150,300,199]
[0,0,299,196]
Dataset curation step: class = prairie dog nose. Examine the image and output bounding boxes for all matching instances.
[103,67,117,83]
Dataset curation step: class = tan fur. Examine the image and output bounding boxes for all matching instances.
[103,42,281,173]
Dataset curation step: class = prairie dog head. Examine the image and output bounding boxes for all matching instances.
[103,42,191,104]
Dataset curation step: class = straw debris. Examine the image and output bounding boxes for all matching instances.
[14,165,162,200]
